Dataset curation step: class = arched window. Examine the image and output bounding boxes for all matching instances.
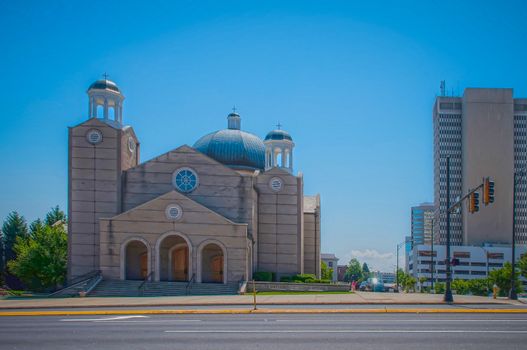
[276,150,282,167]
[108,106,115,120]
[96,105,104,118]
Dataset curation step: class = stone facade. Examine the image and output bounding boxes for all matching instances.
[67,79,321,285]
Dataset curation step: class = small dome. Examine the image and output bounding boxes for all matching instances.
[88,79,120,93]
[265,129,293,141]
[194,129,265,170]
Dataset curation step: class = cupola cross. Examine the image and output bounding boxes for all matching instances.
[102,72,110,80]
[276,122,282,130]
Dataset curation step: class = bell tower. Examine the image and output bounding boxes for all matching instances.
[68,76,139,280]
[264,124,294,173]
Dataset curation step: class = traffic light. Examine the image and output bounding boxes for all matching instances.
[484,178,495,205]
[469,192,480,213]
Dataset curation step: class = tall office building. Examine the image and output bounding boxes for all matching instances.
[434,88,527,246]
[411,203,435,245]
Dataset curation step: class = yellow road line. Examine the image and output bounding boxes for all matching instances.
[1,308,527,316]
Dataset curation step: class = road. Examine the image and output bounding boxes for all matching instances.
[1,313,527,350]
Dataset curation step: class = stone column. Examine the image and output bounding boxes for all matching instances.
[103,98,109,119]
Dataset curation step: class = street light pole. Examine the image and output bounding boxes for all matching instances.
[431,218,434,292]
[510,172,519,300]
[444,156,454,303]
[396,244,399,293]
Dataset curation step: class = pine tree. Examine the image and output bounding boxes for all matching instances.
[45,206,67,226]
[2,212,28,263]
[362,262,370,278]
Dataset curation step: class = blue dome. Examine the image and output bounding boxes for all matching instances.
[88,79,120,93]
[264,129,293,141]
[194,129,265,170]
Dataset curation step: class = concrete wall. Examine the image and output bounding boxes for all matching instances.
[99,190,248,283]
[247,281,347,293]
[255,167,303,279]
[68,118,139,280]
[462,89,514,245]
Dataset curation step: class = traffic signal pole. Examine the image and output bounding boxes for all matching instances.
[443,160,489,303]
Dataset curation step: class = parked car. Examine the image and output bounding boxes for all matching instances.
[359,278,385,292]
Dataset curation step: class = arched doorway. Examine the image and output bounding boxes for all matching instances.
[157,234,191,282]
[125,240,148,280]
[201,243,224,283]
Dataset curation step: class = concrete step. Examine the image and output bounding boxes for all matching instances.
[89,280,239,297]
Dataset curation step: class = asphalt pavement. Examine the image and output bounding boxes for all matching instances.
[1,313,527,350]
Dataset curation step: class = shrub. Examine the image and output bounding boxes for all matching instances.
[280,276,292,282]
[468,279,489,296]
[451,279,470,295]
[434,282,445,294]
[291,274,316,283]
[253,271,274,282]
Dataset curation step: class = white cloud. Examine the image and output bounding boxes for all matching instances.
[340,249,396,272]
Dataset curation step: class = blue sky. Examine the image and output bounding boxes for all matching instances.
[1,1,526,271]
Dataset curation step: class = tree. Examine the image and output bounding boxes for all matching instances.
[403,275,416,292]
[29,219,45,237]
[345,258,364,282]
[362,262,370,278]
[1,212,28,263]
[519,254,527,279]
[45,206,66,227]
[488,262,522,297]
[7,223,67,291]
[418,277,428,293]
[321,261,333,281]
[0,228,4,285]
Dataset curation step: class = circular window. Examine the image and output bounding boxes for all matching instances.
[173,167,199,193]
[269,177,283,192]
[86,129,103,145]
[165,204,183,221]
[128,137,136,152]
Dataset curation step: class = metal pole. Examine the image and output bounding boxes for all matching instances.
[444,156,454,302]
[431,219,434,292]
[486,249,489,294]
[252,279,257,310]
[396,244,399,293]
[510,172,518,300]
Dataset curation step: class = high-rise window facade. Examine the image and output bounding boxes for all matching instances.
[433,89,527,246]
[434,99,463,245]
[411,203,435,246]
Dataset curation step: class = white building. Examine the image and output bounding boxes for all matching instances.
[408,244,527,288]
[321,253,339,282]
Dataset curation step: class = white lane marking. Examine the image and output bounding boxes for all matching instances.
[60,315,149,322]
[274,319,527,322]
[165,330,527,334]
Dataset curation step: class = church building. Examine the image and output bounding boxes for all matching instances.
[67,78,321,289]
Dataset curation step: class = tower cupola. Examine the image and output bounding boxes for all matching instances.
[264,124,294,173]
[227,107,241,130]
[87,74,125,125]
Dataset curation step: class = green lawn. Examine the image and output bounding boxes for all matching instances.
[254,291,352,295]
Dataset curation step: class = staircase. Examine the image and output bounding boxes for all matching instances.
[88,279,239,297]
[49,271,102,298]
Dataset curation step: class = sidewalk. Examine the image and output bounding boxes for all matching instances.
[1,292,524,310]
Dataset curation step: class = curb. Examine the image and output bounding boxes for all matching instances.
[1,308,527,317]
[0,301,519,310]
